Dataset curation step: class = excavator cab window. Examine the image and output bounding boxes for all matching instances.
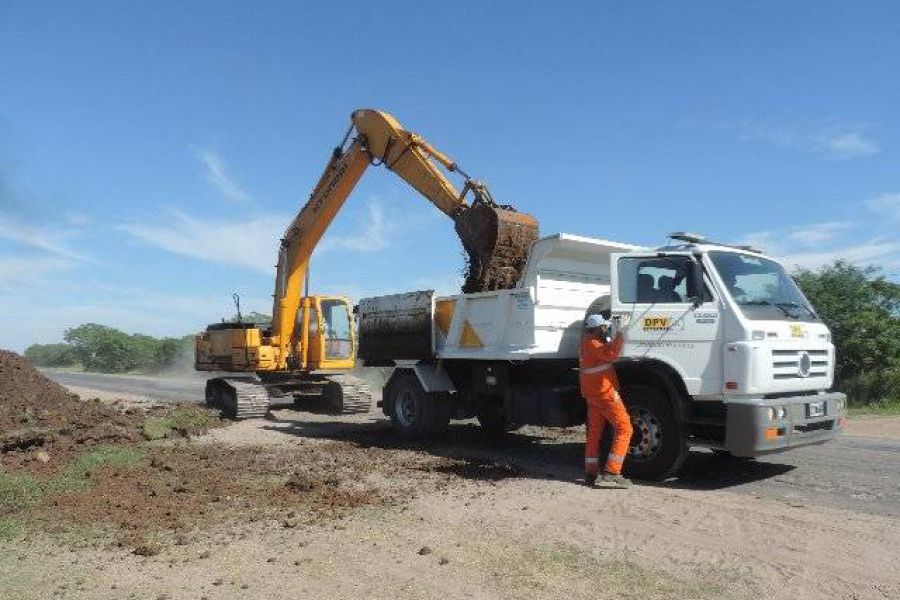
[321,299,353,360]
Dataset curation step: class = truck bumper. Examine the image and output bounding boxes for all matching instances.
[724,392,846,458]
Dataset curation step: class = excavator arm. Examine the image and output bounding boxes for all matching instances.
[271,108,539,368]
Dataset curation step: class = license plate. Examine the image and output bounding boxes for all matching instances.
[807,401,825,418]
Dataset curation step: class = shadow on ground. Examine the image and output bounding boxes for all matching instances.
[261,411,795,490]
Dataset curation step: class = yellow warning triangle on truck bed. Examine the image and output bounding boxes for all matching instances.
[459,320,483,348]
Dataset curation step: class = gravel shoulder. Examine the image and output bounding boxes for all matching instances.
[845,415,900,439]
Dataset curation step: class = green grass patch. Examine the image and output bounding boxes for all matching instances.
[0,471,42,514]
[0,516,23,540]
[46,445,144,495]
[142,405,218,440]
[848,400,900,416]
[2,445,144,514]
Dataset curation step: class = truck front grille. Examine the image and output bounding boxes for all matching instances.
[771,349,829,379]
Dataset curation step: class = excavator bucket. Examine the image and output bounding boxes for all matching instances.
[454,203,540,293]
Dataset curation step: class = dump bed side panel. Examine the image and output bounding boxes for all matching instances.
[358,290,435,364]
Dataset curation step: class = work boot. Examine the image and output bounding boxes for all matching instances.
[583,473,598,487]
[597,473,632,489]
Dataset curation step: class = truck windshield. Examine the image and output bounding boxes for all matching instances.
[708,251,818,322]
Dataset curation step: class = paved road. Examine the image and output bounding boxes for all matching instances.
[44,369,209,403]
[45,369,900,518]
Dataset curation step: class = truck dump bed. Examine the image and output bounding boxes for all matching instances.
[358,234,642,364]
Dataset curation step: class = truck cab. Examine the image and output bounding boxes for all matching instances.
[609,235,845,471]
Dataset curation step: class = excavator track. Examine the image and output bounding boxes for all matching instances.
[321,374,373,415]
[206,377,270,420]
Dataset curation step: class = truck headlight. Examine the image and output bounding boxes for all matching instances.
[766,407,776,421]
[776,406,787,420]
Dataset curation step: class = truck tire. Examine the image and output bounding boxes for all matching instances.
[385,371,451,439]
[621,384,687,481]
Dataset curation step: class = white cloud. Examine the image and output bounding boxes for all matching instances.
[787,222,850,246]
[0,255,73,292]
[780,240,900,271]
[318,201,393,253]
[814,132,879,158]
[119,211,285,273]
[197,148,251,203]
[120,198,398,273]
[738,222,898,273]
[0,273,276,351]
[738,123,879,159]
[866,192,900,221]
[66,213,90,227]
[0,215,88,261]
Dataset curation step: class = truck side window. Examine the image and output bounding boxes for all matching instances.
[618,257,710,303]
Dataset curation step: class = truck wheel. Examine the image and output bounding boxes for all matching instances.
[476,402,521,436]
[385,372,451,439]
[621,384,687,481]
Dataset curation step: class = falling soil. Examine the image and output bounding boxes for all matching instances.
[0,351,147,471]
[454,202,539,293]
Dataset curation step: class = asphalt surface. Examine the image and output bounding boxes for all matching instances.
[44,369,209,403]
[45,369,900,518]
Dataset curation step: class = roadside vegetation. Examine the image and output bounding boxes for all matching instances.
[794,261,900,408]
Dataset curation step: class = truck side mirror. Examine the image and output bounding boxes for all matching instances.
[688,260,705,306]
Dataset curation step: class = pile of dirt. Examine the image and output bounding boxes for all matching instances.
[1,351,148,471]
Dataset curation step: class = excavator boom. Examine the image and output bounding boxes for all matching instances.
[272,109,539,367]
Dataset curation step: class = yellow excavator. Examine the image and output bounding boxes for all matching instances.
[195,109,539,419]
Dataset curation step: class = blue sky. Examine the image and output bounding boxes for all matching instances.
[1,1,899,351]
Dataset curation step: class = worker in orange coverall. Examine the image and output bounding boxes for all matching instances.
[580,314,633,488]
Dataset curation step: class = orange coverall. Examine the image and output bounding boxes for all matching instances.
[580,332,633,477]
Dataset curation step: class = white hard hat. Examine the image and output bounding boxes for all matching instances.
[585,314,607,329]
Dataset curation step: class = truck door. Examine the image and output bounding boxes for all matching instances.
[610,252,723,397]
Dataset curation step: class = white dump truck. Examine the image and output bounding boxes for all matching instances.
[358,233,846,479]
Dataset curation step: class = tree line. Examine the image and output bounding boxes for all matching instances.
[25,324,195,373]
[22,264,900,406]
[24,311,273,373]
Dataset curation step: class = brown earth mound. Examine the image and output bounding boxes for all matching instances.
[0,350,146,471]
[46,442,409,537]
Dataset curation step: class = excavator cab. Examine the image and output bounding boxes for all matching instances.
[297,295,356,371]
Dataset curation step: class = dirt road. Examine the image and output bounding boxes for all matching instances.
[8,375,895,599]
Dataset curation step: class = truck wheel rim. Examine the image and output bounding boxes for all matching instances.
[628,407,661,461]
[395,389,418,427]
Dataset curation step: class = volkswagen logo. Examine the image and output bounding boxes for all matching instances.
[798,351,812,378]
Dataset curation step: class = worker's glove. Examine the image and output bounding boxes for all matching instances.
[612,314,631,337]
